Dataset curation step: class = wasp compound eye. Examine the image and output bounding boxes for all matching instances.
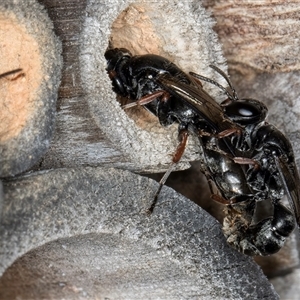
[224,100,267,125]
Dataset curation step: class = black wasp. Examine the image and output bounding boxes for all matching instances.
[105,47,300,256]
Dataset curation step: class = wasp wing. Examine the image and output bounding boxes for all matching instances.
[275,156,300,226]
[157,74,240,133]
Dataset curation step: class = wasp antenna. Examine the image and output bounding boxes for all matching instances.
[209,65,239,101]
[189,71,235,102]
[122,102,138,109]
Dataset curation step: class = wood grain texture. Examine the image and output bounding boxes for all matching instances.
[35,0,123,170]
[203,0,300,72]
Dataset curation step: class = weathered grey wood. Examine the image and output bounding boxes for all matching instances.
[0,167,278,299]
[0,0,62,177]
[1,0,299,297]
[35,0,227,173]
[0,180,3,222]
[203,0,300,73]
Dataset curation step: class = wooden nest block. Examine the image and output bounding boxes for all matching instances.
[0,0,62,177]
[80,0,228,173]
[0,167,278,299]
[205,1,300,73]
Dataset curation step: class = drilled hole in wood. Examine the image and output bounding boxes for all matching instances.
[0,13,42,142]
[108,3,167,131]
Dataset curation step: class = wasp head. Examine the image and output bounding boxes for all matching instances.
[105,48,133,97]
[223,99,268,127]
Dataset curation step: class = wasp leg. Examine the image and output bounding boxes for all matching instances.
[122,90,169,109]
[217,128,241,138]
[210,194,240,205]
[198,127,240,139]
[148,129,189,214]
[233,157,260,170]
